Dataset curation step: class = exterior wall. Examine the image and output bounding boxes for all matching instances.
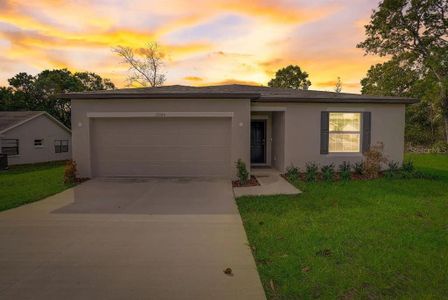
[252,102,406,172]
[71,98,251,178]
[271,112,285,171]
[2,115,72,165]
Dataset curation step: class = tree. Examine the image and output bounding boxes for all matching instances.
[335,77,342,93]
[361,58,443,144]
[2,69,115,127]
[268,65,311,90]
[357,0,448,141]
[74,72,115,91]
[112,41,166,87]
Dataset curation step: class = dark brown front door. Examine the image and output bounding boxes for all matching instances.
[251,120,266,164]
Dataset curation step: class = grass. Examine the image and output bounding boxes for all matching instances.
[237,154,448,299]
[0,161,73,212]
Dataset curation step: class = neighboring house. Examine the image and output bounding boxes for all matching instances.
[64,85,416,178]
[0,111,72,165]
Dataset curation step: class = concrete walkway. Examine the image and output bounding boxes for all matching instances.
[0,178,265,300]
[233,168,301,198]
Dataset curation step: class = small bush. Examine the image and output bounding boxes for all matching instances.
[305,162,318,182]
[353,161,364,175]
[384,161,400,178]
[339,161,351,181]
[236,159,249,185]
[321,164,335,181]
[402,160,415,173]
[64,160,77,184]
[430,141,448,153]
[286,164,300,181]
[363,142,387,179]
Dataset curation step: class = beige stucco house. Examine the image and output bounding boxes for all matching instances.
[65,85,416,178]
[0,111,72,165]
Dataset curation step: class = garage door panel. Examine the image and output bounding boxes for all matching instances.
[91,118,231,177]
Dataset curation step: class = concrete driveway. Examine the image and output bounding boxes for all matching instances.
[0,178,265,300]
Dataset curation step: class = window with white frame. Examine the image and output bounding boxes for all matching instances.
[54,140,69,153]
[34,139,43,147]
[1,139,19,156]
[329,112,361,153]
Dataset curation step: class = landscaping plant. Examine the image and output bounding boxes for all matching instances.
[339,161,351,181]
[236,159,249,185]
[353,161,364,175]
[285,164,300,181]
[363,142,387,179]
[305,162,318,182]
[385,161,400,179]
[402,160,415,173]
[321,164,335,181]
[64,160,77,184]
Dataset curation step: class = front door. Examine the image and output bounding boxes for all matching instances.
[251,120,266,164]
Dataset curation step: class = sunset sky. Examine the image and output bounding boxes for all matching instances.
[0,0,386,92]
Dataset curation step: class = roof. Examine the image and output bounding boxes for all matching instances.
[0,111,71,134]
[62,84,418,104]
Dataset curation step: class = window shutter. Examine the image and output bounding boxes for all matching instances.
[362,112,371,153]
[320,111,329,154]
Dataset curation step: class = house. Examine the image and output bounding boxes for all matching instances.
[0,111,72,165]
[64,85,416,178]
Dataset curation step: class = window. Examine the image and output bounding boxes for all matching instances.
[329,112,361,153]
[34,139,43,147]
[1,139,19,156]
[54,140,69,153]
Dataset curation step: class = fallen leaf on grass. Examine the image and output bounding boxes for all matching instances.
[302,266,311,273]
[223,267,233,276]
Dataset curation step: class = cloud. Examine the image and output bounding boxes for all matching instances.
[184,76,204,82]
[0,0,384,92]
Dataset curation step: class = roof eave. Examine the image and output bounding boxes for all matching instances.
[60,92,260,100]
[253,97,418,104]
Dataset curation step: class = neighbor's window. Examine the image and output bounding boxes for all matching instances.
[34,139,43,147]
[329,112,361,153]
[54,140,69,153]
[1,139,19,156]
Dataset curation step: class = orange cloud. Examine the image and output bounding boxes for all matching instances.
[184,76,204,82]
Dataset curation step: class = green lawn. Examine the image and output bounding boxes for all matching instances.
[237,154,448,299]
[0,161,73,212]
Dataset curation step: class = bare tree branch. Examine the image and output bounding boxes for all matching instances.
[112,42,166,87]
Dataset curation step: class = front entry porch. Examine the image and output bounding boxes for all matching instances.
[250,110,285,171]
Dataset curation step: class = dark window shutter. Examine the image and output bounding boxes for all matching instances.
[320,111,329,154]
[362,112,371,153]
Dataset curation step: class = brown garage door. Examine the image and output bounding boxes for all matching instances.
[90,117,231,177]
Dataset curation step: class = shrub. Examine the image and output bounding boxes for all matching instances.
[402,160,415,173]
[385,161,400,179]
[236,159,249,185]
[363,142,387,179]
[430,141,448,153]
[286,164,300,181]
[353,161,364,175]
[339,161,351,181]
[321,164,335,181]
[64,160,77,185]
[305,162,318,182]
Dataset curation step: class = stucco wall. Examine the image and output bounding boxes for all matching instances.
[71,98,251,178]
[2,114,72,165]
[252,102,406,171]
[271,111,285,171]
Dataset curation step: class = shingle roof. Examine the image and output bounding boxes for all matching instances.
[62,84,417,104]
[0,111,44,133]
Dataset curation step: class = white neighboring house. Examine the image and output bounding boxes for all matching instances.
[0,111,71,165]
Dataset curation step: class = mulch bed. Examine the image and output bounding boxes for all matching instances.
[281,173,382,182]
[232,175,260,187]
